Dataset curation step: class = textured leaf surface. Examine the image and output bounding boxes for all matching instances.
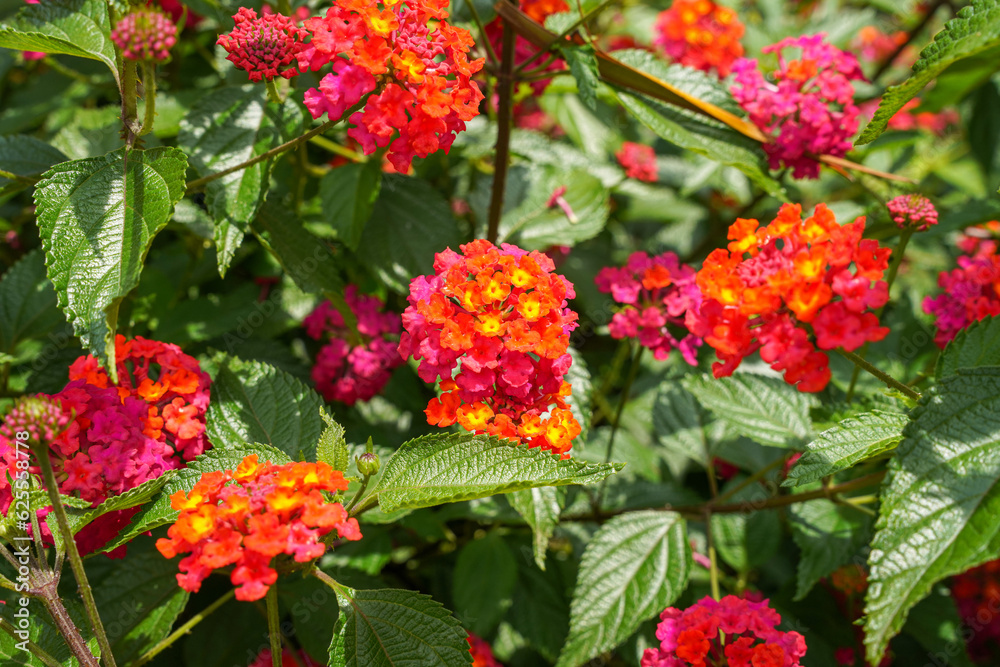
[784,411,908,487]
[0,135,66,189]
[557,511,690,667]
[318,161,382,251]
[497,167,610,248]
[206,354,325,462]
[789,499,873,600]
[857,0,1000,144]
[254,201,345,297]
[864,368,1000,662]
[65,470,178,535]
[180,86,305,275]
[684,373,816,448]
[366,433,622,513]
[0,249,62,353]
[34,147,187,373]
[936,315,1000,378]
[563,45,601,111]
[453,533,517,634]
[508,486,562,570]
[317,408,350,472]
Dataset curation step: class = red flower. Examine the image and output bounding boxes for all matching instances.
[217,7,308,82]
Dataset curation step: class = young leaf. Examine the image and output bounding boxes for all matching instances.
[206,354,325,462]
[557,511,690,667]
[317,408,350,472]
[362,432,623,513]
[179,86,305,276]
[789,498,873,600]
[508,486,563,570]
[783,411,908,487]
[864,368,1000,663]
[936,315,1000,378]
[684,373,817,448]
[317,161,383,251]
[0,249,63,354]
[857,0,1000,144]
[453,532,518,635]
[34,147,188,376]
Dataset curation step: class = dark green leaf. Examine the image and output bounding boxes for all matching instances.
[254,200,345,298]
[789,498,873,600]
[969,79,1000,177]
[563,45,601,111]
[498,167,610,248]
[901,587,975,667]
[710,481,781,572]
[0,249,63,354]
[453,533,517,635]
[318,161,382,251]
[508,486,562,570]
[936,315,1000,378]
[0,135,66,190]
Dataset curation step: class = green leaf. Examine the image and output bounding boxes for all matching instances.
[364,432,622,513]
[684,373,816,448]
[857,0,1000,144]
[497,167,610,248]
[335,588,473,667]
[0,595,97,666]
[357,174,463,292]
[64,470,179,535]
[508,486,562,570]
[652,382,726,475]
[206,354,325,462]
[936,315,1000,378]
[565,348,592,442]
[789,498,873,600]
[179,86,305,276]
[34,147,188,375]
[563,45,601,111]
[710,480,781,572]
[453,532,518,635]
[0,249,63,354]
[901,587,975,667]
[0,0,118,81]
[611,49,784,198]
[556,511,690,667]
[317,408,350,472]
[783,411,908,487]
[318,161,382,251]
[0,135,67,190]
[104,442,291,552]
[253,200,345,298]
[864,368,1000,663]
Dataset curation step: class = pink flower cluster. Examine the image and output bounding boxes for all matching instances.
[616,142,658,182]
[111,8,178,62]
[216,7,308,82]
[886,194,937,231]
[304,287,404,406]
[641,595,807,667]
[730,34,865,179]
[595,251,702,363]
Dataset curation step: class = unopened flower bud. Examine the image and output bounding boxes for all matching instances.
[356,452,380,477]
[111,9,177,62]
[887,194,938,232]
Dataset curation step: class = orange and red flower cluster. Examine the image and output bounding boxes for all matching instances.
[653,0,745,77]
[641,595,807,667]
[297,0,485,172]
[399,240,582,455]
[156,454,361,601]
[686,204,891,392]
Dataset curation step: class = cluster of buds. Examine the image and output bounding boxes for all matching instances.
[156,455,362,601]
[686,203,891,392]
[615,142,658,182]
[304,287,404,406]
[216,7,308,82]
[595,251,702,363]
[641,595,807,667]
[111,7,178,61]
[731,34,865,179]
[653,0,745,77]
[399,240,582,455]
[886,194,938,232]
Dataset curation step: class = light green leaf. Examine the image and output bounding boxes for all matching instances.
[498,167,610,248]
[710,480,781,572]
[364,432,622,513]
[0,135,67,190]
[206,354,325,462]
[64,470,179,536]
[317,408,350,472]
[556,511,690,667]
[684,373,817,448]
[453,533,518,635]
[857,0,1000,144]
[936,315,1000,378]
[563,45,601,111]
[34,147,188,376]
[179,86,305,276]
[783,411,908,487]
[864,368,1000,663]
[508,486,563,570]
[0,249,63,354]
[318,161,382,251]
[789,498,873,600]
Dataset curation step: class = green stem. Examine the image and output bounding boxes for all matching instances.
[129,590,235,667]
[838,348,920,401]
[266,586,282,667]
[34,446,116,667]
[0,615,64,667]
[308,135,367,162]
[139,61,157,137]
[121,59,139,149]
[265,77,282,106]
[0,169,38,185]
[344,474,372,516]
[596,344,644,507]
[706,514,721,601]
[512,0,616,75]
[486,0,518,245]
[311,567,348,597]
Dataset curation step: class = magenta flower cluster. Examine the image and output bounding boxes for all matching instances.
[304,286,404,406]
[595,251,703,363]
[111,8,178,62]
[886,194,938,231]
[730,34,864,179]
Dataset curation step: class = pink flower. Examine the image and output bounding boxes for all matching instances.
[616,142,658,182]
[111,8,178,62]
[886,194,938,231]
[304,59,377,121]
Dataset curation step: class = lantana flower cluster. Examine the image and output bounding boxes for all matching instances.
[653,0,745,77]
[886,194,937,231]
[468,632,502,667]
[111,7,178,62]
[616,142,658,182]
[686,203,891,392]
[216,7,308,82]
[156,454,362,601]
[641,595,807,667]
[295,0,485,172]
[730,34,865,179]
[399,240,582,455]
[304,287,404,405]
[923,223,1000,347]
[595,251,702,363]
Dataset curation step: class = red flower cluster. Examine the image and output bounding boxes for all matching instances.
[157,454,361,601]
[653,0,745,77]
[298,0,485,172]
[486,0,567,98]
[304,287,404,406]
[398,240,582,455]
[468,632,502,667]
[217,7,308,82]
[249,648,322,667]
[616,142,658,182]
[686,203,891,392]
[641,595,807,667]
[953,559,1000,662]
[595,251,702,363]
[111,7,178,61]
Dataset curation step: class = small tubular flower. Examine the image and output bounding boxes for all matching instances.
[304,286,404,405]
[641,595,807,667]
[616,142,658,182]
[686,203,891,392]
[886,194,937,231]
[217,7,308,82]
[595,251,702,363]
[111,8,178,61]
[399,240,581,455]
[156,455,361,601]
[730,34,865,179]
[653,0,745,77]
